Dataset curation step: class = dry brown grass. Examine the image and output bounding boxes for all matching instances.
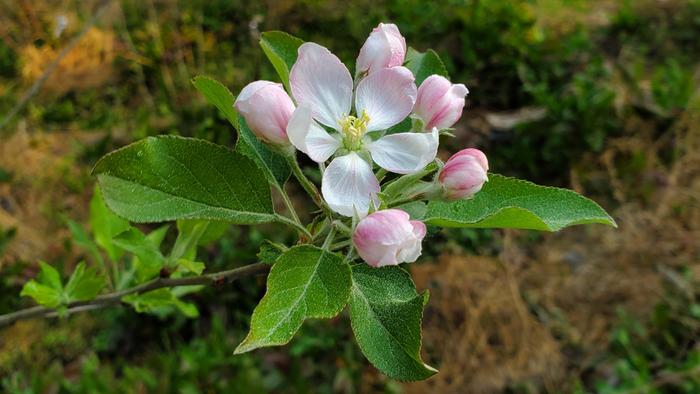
[0,126,100,269]
[18,27,117,96]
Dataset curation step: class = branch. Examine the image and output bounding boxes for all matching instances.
[0,262,270,328]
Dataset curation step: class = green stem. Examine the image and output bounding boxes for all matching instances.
[331,239,351,251]
[311,218,330,243]
[287,154,333,217]
[332,220,352,236]
[274,214,311,239]
[275,184,302,226]
[322,227,337,250]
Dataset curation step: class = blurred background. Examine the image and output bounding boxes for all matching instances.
[0,0,699,392]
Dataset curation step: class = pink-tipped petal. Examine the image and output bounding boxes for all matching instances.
[367,128,439,174]
[290,43,353,130]
[414,74,469,130]
[410,220,427,239]
[355,66,417,132]
[356,23,406,74]
[438,148,489,200]
[234,81,295,145]
[321,152,380,217]
[353,209,426,267]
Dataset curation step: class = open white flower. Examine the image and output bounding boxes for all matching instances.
[287,42,439,217]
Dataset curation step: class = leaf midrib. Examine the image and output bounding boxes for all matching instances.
[258,250,327,343]
[351,282,425,366]
[100,174,274,220]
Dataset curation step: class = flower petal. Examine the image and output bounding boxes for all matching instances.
[355,66,417,131]
[290,42,353,129]
[356,23,406,74]
[367,128,439,174]
[322,152,380,217]
[287,105,340,162]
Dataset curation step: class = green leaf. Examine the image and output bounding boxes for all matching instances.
[191,75,238,127]
[259,31,304,91]
[348,264,436,381]
[90,185,130,261]
[171,220,210,262]
[64,262,105,302]
[235,245,351,353]
[257,240,287,264]
[20,281,62,308]
[92,136,275,224]
[66,219,105,268]
[191,75,291,187]
[146,224,170,248]
[195,221,229,245]
[404,47,449,85]
[112,228,166,281]
[396,201,428,220]
[175,259,205,275]
[37,261,62,291]
[236,118,291,187]
[424,174,616,231]
[123,289,198,318]
[20,262,64,308]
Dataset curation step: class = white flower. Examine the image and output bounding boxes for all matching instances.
[286,42,439,217]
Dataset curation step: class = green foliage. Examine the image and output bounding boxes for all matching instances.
[424,174,616,231]
[235,246,351,353]
[191,75,291,186]
[259,31,304,91]
[236,118,292,186]
[63,263,105,303]
[90,185,130,261]
[257,240,287,264]
[190,76,239,129]
[651,59,694,113]
[20,262,104,308]
[93,136,275,224]
[348,264,436,381]
[123,288,199,318]
[404,47,449,85]
[112,228,166,281]
[19,262,63,308]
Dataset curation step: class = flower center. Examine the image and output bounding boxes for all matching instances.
[339,111,370,150]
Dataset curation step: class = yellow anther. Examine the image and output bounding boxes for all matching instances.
[338,111,370,151]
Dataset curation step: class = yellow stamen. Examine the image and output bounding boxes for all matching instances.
[338,111,370,150]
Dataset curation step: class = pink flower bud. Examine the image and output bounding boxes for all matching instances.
[356,23,406,75]
[438,148,489,200]
[414,75,469,130]
[234,81,295,145]
[353,209,426,268]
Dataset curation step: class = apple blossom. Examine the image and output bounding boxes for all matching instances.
[234,81,295,145]
[438,148,489,200]
[353,209,427,267]
[286,42,439,217]
[356,23,406,75]
[414,75,469,130]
